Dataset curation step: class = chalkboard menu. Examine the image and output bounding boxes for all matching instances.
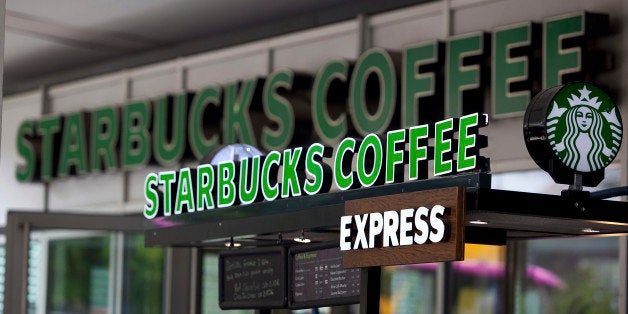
[219,247,287,309]
[289,244,361,309]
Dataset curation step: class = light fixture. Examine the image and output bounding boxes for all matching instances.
[582,228,600,233]
[224,237,242,247]
[294,230,311,243]
[469,220,489,225]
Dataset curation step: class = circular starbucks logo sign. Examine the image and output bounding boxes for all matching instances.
[546,83,622,172]
[524,82,623,187]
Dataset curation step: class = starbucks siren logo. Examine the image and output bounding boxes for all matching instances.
[546,84,622,172]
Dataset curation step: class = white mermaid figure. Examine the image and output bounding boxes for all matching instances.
[548,85,622,172]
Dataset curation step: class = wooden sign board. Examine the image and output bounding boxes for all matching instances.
[342,186,465,268]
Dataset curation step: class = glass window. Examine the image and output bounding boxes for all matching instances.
[27,240,41,314]
[380,244,505,314]
[519,237,618,313]
[201,252,252,314]
[494,168,622,313]
[380,263,437,314]
[122,233,165,314]
[451,244,505,314]
[47,235,111,314]
[25,231,164,314]
[0,245,4,313]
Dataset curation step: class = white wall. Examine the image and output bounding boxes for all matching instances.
[0,91,44,225]
[47,75,128,213]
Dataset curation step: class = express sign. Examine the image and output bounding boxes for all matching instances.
[340,205,448,251]
[341,187,465,268]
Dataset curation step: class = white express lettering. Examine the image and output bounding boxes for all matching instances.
[339,205,449,251]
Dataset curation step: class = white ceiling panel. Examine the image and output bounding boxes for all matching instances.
[5,32,116,82]
[3,0,428,94]
[7,0,351,43]
[7,0,181,28]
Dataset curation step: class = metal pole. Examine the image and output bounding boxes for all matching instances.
[619,1,628,311]
[505,241,526,314]
[4,213,29,314]
[357,14,370,54]
[19,223,29,314]
[0,0,5,158]
[359,267,381,314]
[620,237,628,314]
[189,247,201,314]
[166,248,193,314]
[435,262,453,314]
[443,0,451,37]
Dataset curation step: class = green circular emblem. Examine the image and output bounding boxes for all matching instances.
[545,83,622,172]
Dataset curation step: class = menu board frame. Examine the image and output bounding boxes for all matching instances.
[288,243,361,309]
[219,246,288,309]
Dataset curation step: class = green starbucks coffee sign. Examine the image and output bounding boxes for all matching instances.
[524,83,623,186]
[15,11,608,183]
[143,113,487,219]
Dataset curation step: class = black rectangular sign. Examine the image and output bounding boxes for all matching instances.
[289,243,361,309]
[219,247,287,309]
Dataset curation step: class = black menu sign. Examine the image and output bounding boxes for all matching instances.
[289,244,361,309]
[219,247,287,309]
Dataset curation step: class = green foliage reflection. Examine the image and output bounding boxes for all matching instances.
[122,234,164,314]
[47,236,110,313]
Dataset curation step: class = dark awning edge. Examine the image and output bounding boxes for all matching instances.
[145,173,628,247]
[145,173,491,246]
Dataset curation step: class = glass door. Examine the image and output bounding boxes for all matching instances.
[24,230,165,314]
[4,213,165,314]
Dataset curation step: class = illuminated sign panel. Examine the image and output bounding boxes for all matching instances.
[524,82,622,186]
[143,113,487,219]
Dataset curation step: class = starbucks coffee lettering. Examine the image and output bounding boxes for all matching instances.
[143,113,487,219]
[15,12,607,183]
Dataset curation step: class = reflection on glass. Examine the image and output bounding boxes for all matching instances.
[202,253,252,314]
[380,244,506,314]
[495,168,622,314]
[28,241,41,314]
[518,237,618,313]
[0,245,4,313]
[380,264,436,313]
[452,244,505,314]
[47,236,110,314]
[122,234,164,314]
